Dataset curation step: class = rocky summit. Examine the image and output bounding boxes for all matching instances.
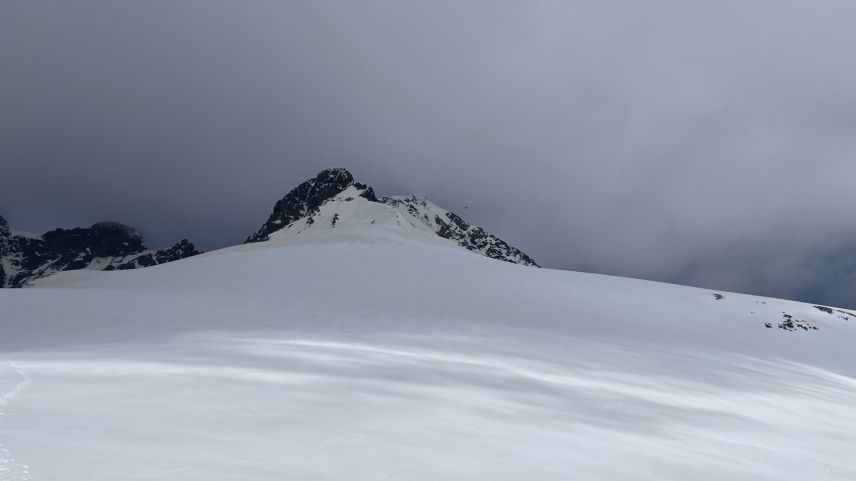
[246,168,377,243]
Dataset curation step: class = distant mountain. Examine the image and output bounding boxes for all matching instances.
[247,168,538,267]
[0,215,199,287]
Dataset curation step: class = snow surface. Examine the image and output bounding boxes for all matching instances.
[1,209,855,480]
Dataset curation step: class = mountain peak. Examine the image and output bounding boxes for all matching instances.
[246,168,374,243]
[246,169,538,267]
[318,166,353,177]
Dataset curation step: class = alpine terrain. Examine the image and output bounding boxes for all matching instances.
[1,168,855,480]
[0,216,200,288]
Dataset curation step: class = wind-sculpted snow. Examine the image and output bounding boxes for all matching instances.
[3,334,856,480]
[0,226,854,480]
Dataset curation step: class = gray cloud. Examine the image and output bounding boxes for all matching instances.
[2,0,855,307]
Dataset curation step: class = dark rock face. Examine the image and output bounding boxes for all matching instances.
[0,217,200,287]
[39,222,147,270]
[432,210,539,267]
[155,239,200,263]
[0,215,9,243]
[0,215,10,286]
[246,168,357,243]
[106,239,201,271]
[775,313,819,331]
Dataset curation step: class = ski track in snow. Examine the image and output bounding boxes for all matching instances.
[0,361,30,481]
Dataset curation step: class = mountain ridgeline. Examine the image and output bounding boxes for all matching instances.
[1,168,537,287]
[0,216,200,287]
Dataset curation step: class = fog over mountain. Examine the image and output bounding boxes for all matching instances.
[2,1,855,307]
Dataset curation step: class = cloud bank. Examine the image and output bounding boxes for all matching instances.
[2,0,855,306]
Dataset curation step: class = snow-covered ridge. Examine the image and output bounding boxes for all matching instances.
[248,168,538,266]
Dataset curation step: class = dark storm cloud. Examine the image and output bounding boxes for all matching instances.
[2,1,855,306]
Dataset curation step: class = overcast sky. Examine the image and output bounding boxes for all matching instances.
[2,0,856,307]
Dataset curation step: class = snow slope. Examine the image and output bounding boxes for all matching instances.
[1,207,855,480]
